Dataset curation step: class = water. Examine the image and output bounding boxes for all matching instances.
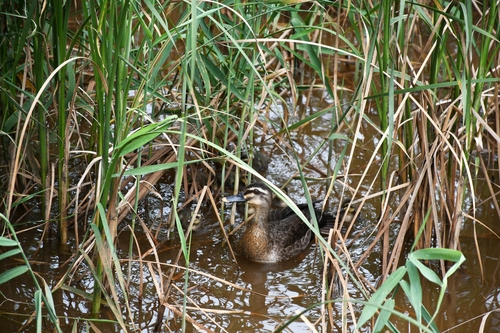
[2,101,499,331]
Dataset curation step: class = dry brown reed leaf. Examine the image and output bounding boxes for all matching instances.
[179,306,246,315]
[169,283,231,333]
[55,234,97,287]
[321,228,361,331]
[296,308,319,333]
[74,156,100,245]
[164,301,218,333]
[88,321,104,333]
[440,308,500,333]
[185,187,207,236]
[207,188,238,265]
[478,308,500,333]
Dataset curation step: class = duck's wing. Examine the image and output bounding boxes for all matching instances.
[268,217,311,250]
[273,229,312,262]
[269,201,334,228]
[269,201,331,224]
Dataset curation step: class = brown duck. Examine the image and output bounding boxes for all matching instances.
[222,182,340,263]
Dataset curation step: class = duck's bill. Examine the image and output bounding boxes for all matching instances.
[222,193,246,203]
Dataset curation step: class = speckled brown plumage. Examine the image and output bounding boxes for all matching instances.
[222,182,333,263]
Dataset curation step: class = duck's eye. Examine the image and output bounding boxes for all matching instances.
[253,189,260,194]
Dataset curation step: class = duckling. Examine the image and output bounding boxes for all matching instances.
[246,149,269,173]
[227,142,269,173]
[215,165,246,190]
[174,208,202,232]
[222,182,333,263]
[337,199,356,223]
[320,199,356,236]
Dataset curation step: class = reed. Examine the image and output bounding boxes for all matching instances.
[0,0,498,331]
[0,214,63,332]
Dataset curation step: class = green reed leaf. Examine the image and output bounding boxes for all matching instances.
[0,266,28,284]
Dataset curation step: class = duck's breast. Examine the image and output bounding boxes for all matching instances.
[237,227,272,261]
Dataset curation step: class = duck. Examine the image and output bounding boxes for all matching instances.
[222,182,335,263]
[245,185,289,216]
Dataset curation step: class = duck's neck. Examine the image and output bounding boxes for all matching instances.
[247,205,270,230]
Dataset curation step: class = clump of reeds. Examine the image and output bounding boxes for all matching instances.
[0,0,498,332]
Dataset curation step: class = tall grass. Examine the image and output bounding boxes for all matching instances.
[0,0,498,331]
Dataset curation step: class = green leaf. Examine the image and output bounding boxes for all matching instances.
[328,133,351,141]
[0,237,18,247]
[410,248,464,262]
[406,260,422,323]
[200,55,245,100]
[114,115,177,157]
[116,159,201,177]
[35,290,42,332]
[0,248,22,261]
[274,107,334,137]
[421,305,441,332]
[290,16,321,74]
[0,266,28,284]
[61,284,94,301]
[43,280,56,316]
[373,298,395,333]
[408,258,442,286]
[356,266,407,329]
[408,248,466,287]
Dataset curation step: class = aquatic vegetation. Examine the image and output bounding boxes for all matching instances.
[0,0,498,332]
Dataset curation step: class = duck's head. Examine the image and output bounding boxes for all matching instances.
[222,182,273,208]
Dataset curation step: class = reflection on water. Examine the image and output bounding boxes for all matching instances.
[153,222,346,332]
